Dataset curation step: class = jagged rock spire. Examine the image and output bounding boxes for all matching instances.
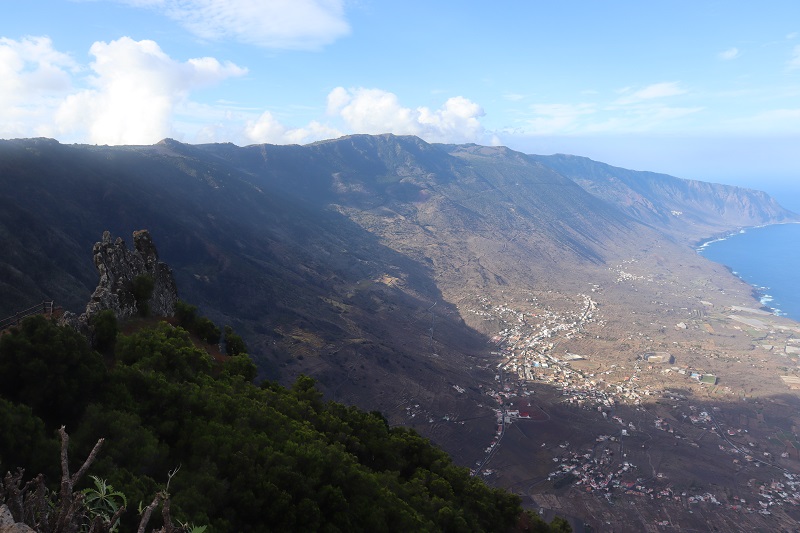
[61,230,178,333]
[85,230,178,320]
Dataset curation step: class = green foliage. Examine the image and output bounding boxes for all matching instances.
[193,317,220,345]
[223,355,257,382]
[223,325,246,356]
[130,274,155,317]
[0,313,569,532]
[90,309,118,354]
[516,511,570,532]
[549,516,573,532]
[115,322,213,382]
[80,475,127,532]
[173,300,220,345]
[175,300,199,330]
[0,396,59,477]
[0,315,106,426]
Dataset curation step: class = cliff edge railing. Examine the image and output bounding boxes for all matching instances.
[0,301,59,330]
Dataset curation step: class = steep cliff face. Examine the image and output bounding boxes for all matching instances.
[61,230,178,332]
[526,153,800,243]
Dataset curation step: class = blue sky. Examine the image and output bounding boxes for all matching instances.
[2,1,800,202]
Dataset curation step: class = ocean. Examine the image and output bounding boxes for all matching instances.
[698,222,800,322]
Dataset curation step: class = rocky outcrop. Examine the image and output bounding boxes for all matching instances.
[61,230,178,332]
[0,505,35,533]
[85,229,178,319]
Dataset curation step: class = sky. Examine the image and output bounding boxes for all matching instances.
[2,1,800,206]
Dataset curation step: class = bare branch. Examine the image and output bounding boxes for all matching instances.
[87,514,106,533]
[107,504,126,532]
[70,437,104,486]
[27,474,50,531]
[58,426,70,498]
[137,494,163,533]
[55,426,74,532]
[55,493,84,533]
[165,465,180,493]
[55,426,104,533]
[161,494,178,533]
[3,468,25,521]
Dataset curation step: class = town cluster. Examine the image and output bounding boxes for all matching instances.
[464,290,800,522]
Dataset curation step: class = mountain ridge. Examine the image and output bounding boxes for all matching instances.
[527,152,797,243]
[2,134,795,382]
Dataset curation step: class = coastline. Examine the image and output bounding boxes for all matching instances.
[697,222,800,322]
[694,220,800,252]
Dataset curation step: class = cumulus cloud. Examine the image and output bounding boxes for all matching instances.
[0,36,484,146]
[244,88,486,145]
[719,47,739,60]
[117,0,350,49]
[615,82,687,105]
[55,37,246,145]
[326,87,485,143]
[0,36,78,138]
[244,110,341,144]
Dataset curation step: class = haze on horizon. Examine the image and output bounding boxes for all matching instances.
[2,1,800,200]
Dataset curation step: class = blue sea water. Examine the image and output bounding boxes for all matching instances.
[698,222,800,322]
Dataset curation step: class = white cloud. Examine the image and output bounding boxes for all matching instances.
[326,87,485,143]
[244,110,341,144]
[0,36,483,146]
[245,88,486,145]
[244,111,286,142]
[326,86,352,115]
[55,37,247,145]
[787,45,800,71]
[719,47,739,60]
[118,0,350,50]
[615,82,687,105]
[418,96,485,142]
[327,87,418,134]
[0,36,78,138]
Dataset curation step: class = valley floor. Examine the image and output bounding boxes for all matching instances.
[394,251,800,532]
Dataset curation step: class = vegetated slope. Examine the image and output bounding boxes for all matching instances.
[0,137,506,463]
[527,153,800,243]
[0,314,568,532]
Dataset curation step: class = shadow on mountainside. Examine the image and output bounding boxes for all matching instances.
[0,137,501,462]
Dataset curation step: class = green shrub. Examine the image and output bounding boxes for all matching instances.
[223,325,247,356]
[91,309,119,354]
[130,274,155,317]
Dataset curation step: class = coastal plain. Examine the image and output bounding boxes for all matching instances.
[421,245,800,532]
